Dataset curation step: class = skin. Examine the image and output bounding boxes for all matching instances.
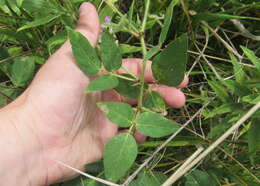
[0,3,188,186]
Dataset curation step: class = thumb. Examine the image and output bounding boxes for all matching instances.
[56,2,100,55]
[76,2,100,47]
[24,3,101,97]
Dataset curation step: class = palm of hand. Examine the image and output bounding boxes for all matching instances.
[5,3,187,185]
[20,53,120,183]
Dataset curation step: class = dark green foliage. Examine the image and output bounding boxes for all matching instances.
[68,28,101,75]
[85,75,119,93]
[100,31,122,72]
[104,133,137,182]
[143,91,166,112]
[97,102,134,127]
[152,34,188,87]
[136,112,180,138]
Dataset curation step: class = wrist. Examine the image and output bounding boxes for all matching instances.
[0,106,47,186]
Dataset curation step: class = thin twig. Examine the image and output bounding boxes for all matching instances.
[195,44,222,80]
[162,146,204,186]
[231,19,260,41]
[218,146,260,182]
[201,21,243,60]
[188,50,255,68]
[163,101,260,184]
[56,161,121,186]
[187,26,209,76]
[174,113,260,181]
[123,102,211,185]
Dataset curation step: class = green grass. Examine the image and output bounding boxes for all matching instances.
[1,0,260,185]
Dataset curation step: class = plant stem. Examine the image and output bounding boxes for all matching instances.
[137,37,148,109]
[111,73,136,82]
[129,0,150,136]
[141,0,150,33]
[137,0,150,111]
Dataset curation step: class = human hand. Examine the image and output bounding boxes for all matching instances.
[0,2,188,185]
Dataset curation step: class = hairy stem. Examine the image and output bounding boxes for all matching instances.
[137,0,150,110]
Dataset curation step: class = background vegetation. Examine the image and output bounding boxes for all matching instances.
[0,0,259,185]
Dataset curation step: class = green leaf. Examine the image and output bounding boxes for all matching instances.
[136,112,180,138]
[0,28,37,46]
[128,0,135,21]
[248,118,260,166]
[0,82,18,107]
[208,80,230,102]
[67,28,101,75]
[203,103,233,119]
[143,91,165,112]
[100,31,122,72]
[85,75,119,93]
[21,0,53,15]
[152,34,188,87]
[228,52,245,83]
[114,74,145,99]
[0,46,13,78]
[240,46,260,72]
[208,120,231,139]
[242,94,260,104]
[221,80,251,97]
[159,0,179,45]
[185,169,218,186]
[141,136,206,147]
[130,171,167,186]
[10,57,35,87]
[18,15,60,31]
[0,0,5,6]
[104,133,138,182]
[194,12,251,22]
[46,31,67,54]
[144,45,161,62]
[97,102,134,127]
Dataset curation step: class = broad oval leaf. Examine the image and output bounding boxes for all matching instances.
[143,91,166,113]
[67,28,101,75]
[152,34,188,87]
[104,133,138,182]
[97,102,134,127]
[85,74,119,93]
[100,31,122,72]
[18,15,60,31]
[136,112,180,138]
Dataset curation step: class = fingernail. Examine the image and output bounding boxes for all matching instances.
[79,2,91,16]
